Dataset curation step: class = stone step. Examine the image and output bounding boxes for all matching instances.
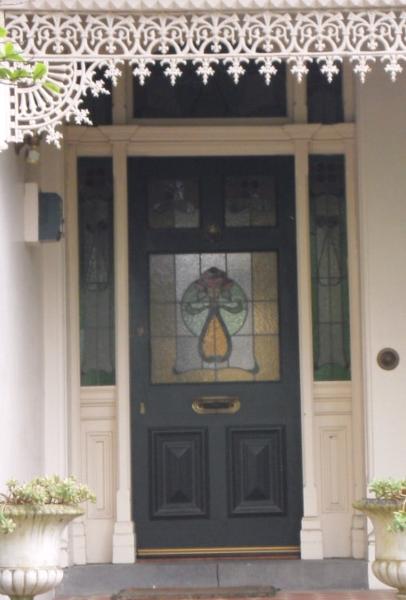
[57,560,368,597]
[57,593,396,600]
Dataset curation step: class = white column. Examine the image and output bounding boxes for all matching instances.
[0,85,10,151]
[112,67,128,125]
[40,141,70,566]
[65,143,87,565]
[295,138,324,559]
[292,77,307,124]
[112,141,136,563]
[344,138,366,559]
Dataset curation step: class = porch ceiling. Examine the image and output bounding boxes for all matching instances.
[3,0,406,11]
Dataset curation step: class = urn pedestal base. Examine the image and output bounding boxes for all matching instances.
[0,567,63,600]
[373,560,406,599]
[0,505,84,600]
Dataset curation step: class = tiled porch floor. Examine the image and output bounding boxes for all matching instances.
[57,592,398,600]
[276,593,397,600]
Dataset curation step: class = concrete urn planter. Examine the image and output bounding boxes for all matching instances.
[353,500,406,598]
[0,505,83,600]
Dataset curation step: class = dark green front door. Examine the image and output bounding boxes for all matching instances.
[128,156,302,558]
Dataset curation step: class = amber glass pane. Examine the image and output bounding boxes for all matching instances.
[149,252,279,383]
[148,178,199,229]
[225,176,276,227]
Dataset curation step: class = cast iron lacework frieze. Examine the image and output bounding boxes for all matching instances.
[5,10,406,143]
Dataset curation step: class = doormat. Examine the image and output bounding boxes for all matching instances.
[113,587,279,600]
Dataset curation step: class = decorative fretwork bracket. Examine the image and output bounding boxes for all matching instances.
[4,10,406,144]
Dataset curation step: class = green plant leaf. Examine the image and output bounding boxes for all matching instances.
[0,513,16,534]
[369,478,406,500]
[43,80,60,93]
[9,68,32,81]
[0,30,60,93]
[2,42,23,59]
[32,62,47,81]
[0,67,13,79]
[3,50,26,63]
[3,41,14,54]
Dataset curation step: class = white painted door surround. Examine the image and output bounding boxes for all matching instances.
[60,106,365,562]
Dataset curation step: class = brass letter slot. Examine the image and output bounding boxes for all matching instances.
[192,396,240,415]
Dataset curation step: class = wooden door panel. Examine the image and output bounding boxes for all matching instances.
[150,428,209,519]
[228,426,286,516]
[129,156,302,557]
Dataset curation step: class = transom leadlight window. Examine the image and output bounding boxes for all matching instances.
[309,155,350,381]
[225,175,277,227]
[307,63,343,125]
[133,62,287,119]
[149,252,280,384]
[78,157,115,386]
[148,178,199,229]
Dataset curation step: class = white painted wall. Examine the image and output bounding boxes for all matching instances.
[357,70,406,586]
[0,86,10,151]
[0,148,44,483]
[357,70,406,479]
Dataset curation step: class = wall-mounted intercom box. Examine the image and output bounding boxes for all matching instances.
[24,182,63,242]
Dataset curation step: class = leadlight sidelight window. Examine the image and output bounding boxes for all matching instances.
[309,155,351,381]
[150,252,279,384]
[78,157,115,385]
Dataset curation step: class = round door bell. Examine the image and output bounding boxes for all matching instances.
[377,348,399,371]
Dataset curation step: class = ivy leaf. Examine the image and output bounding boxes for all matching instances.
[43,80,60,93]
[32,63,47,81]
[0,27,7,38]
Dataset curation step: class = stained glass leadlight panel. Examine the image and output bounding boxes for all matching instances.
[309,155,350,381]
[225,176,276,227]
[148,178,199,229]
[150,252,279,384]
[78,158,115,385]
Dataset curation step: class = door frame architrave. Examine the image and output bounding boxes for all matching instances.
[64,120,363,562]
